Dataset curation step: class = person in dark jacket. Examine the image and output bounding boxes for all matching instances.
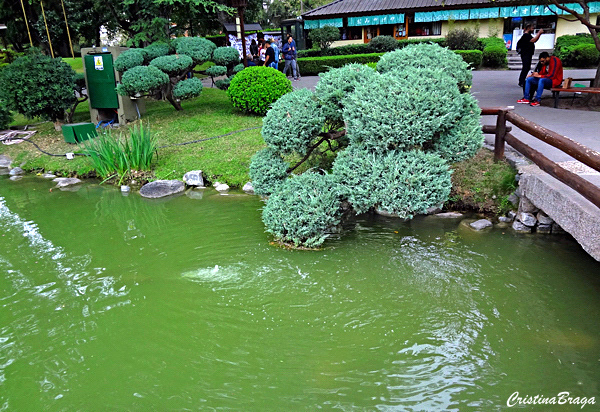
[282,35,298,80]
[249,39,259,60]
[517,25,543,88]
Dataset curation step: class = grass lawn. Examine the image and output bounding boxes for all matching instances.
[0,88,265,187]
[62,57,84,73]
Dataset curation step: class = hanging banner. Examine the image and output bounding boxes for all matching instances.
[519,6,531,16]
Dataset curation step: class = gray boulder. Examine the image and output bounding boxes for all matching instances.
[498,216,513,223]
[214,182,229,192]
[470,219,493,230]
[53,177,82,187]
[434,212,463,218]
[243,182,254,194]
[9,167,24,176]
[512,220,532,233]
[537,224,552,234]
[140,180,185,198]
[9,175,22,181]
[536,211,554,225]
[183,170,205,187]
[0,155,11,168]
[42,173,57,179]
[518,212,537,227]
[518,197,538,214]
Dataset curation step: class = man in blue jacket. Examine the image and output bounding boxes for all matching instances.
[282,35,298,80]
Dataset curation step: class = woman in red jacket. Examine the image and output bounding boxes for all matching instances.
[518,52,563,107]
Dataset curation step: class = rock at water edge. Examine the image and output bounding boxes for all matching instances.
[243,182,254,194]
[518,212,537,227]
[140,180,185,198]
[470,219,493,230]
[434,212,463,218]
[53,177,82,188]
[512,220,532,233]
[183,170,204,187]
[9,167,24,176]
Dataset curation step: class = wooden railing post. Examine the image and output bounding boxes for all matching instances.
[494,108,508,161]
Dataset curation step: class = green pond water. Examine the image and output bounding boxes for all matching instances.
[1,176,599,411]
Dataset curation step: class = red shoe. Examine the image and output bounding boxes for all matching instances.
[517,98,530,104]
[530,100,540,107]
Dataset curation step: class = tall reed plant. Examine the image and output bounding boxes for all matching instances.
[79,122,157,184]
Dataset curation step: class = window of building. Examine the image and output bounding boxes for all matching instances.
[408,21,441,36]
[340,27,361,40]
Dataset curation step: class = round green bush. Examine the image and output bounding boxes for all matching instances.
[150,54,194,75]
[227,66,292,115]
[429,93,483,163]
[569,44,600,67]
[482,45,507,68]
[116,65,170,96]
[0,54,76,122]
[175,37,216,65]
[114,49,145,73]
[343,69,463,151]
[262,89,325,155]
[554,34,595,62]
[377,43,472,90]
[215,78,231,90]
[332,146,452,217]
[142,42,171,63]
[367,36,399,53]
[212,46,240,66]
[0,103,13,129]
[261,172,343,248]
[249,148,289,196]
[172,77,203,100]
[314,63,376,126]
[206,65,227,77]
[445,28,479,51]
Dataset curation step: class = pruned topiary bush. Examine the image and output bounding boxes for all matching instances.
[252,43,484,248]
[367,35,399,53]
[114,49,145,72]
[212,46,240,67]
[215,78,231,90]
[227,66,292,115]
[482,45,507,68]
[172,77,203,100]
[142,42,171,63]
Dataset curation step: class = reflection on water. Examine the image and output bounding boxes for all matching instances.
[1,177,599,411]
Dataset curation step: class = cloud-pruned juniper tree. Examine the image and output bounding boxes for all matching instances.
[250,43,485,248]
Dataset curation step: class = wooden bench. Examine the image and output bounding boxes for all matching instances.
[551,77,598,108]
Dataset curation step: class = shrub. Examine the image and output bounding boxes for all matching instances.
[314,63,376,126]
[142,42,171,63]
[344,69,463,151]
[0,103,13,129]
[114,49,145,73]
[309,26,340,50]
[175,37,216,65]
[367,36,399,53]
[0,54,76,122]
[172,77,203,100]
[332,147,452,217]
[479,36,505,49]
[297,43,370,58]
[446,28,480,51]
[398,38,445,48]
[482,45,507,68]
[249,148,289,196]
[554,34,595,62]
[569,44,600,67]
[262,172,344,248]
[212,46,240,66]
[455,50,482,69]
[227,66,292,115]
[298,53,384,76]
[232,63,245,74]
[205,65,227,77]
[117,65,170,96]
[215,78,231,90]
[376,43,472,91]
[150,54,194,75]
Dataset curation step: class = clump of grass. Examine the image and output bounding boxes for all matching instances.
[447,148,517,215]
[79,122,157,184]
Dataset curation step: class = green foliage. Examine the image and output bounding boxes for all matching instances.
[142,42,171,63]
[429,93,484,163]
[568,44,600,67]
[79,122,157,184]
[482,45,507,68]
[249,148,289,196]
[332,147,452,217]
[309,25,341,50]
[344,69,462,151]
[117,65,170,96]
[232,63,245,74]
[206,65,227,77]
[298,53,384,76]
[0,103,13,129]
[554,34,596,62]
[175,37,216,65]
[446,28,480,51]
[212,46,240,66]
[215,78,231,90]
[172,77,203,100]
[376,43,472,91]
[367,36,399,53]
[455,50,483,69]
[227,66,292,115]
[314,63,376,126]
[0,54,76,122]
[398,38,446,48]
[262,89,325,155]
[114,49,145,73]
[298,43,369,58]
[262,172,343,248]
[150,54,194,75]
[479,36,505,49]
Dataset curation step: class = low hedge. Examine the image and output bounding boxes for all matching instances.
[482,45,507,68]
[299,38,445,58]
[554,34,595,62]
[568,43,600,67]
[296,53,384,75]
[455,50,482,69]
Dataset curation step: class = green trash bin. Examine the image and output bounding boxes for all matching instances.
[62,123,97,144]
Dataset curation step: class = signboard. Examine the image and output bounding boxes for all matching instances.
[94,55,104,71]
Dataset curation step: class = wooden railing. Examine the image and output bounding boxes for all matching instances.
[481,107,600,209]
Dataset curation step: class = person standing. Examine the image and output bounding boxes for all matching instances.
[249,39,259,61]
[517,52,563,107]
[264,40,276,69]
[517,25,543,88]
[282,35,297,80]
[270,38,280,70]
